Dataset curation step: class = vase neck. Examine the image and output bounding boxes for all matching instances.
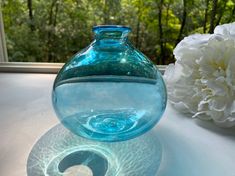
[93,25,131,42]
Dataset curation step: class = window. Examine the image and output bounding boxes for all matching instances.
[1,0,235,65]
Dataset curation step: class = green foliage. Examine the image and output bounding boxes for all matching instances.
[1,0,235,64]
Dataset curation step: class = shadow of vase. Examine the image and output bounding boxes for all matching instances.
[27,123,162,176]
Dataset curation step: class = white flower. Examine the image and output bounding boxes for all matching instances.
[164,23,235,127]
[214,22,235,39]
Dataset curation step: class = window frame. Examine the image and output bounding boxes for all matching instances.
[0,8,7,62]
[0,62,64,73]
[0,62,166,74]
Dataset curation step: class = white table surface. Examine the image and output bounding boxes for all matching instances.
[0,73,235,176]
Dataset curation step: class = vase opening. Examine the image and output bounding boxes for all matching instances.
[93,25,131,41]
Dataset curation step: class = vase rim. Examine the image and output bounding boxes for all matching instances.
[92,25,131,32]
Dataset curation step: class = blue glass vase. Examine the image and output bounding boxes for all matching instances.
[52,25,167,142]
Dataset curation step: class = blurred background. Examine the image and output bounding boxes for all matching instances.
[1,0,235,64]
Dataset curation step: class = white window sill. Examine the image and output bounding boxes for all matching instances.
[0,73,234,175]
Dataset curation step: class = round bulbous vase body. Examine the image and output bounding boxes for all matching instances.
[52,25,167,142]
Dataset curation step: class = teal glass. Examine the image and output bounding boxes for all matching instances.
[52,25,167,142]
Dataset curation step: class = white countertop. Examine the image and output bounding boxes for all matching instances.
[0,73,234,176]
